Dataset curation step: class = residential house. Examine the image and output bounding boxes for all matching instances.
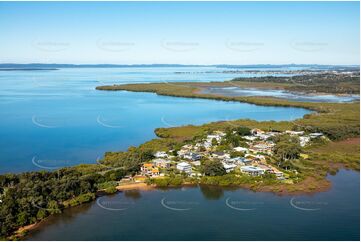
[251,142,274,154]
[270,167,284,180]
[222,163,237,173]
[206,134,222,143]
[154,151,168,158]
[309,132,324,138]
[299,136,311,147]
[141,163,160,177]
[285,130,305,136]
[251,128,264,135]
[240,166,265,176]
[212,151,230,160]
[233,146,249,153]
[227,157,246,166]
[183,152,202,161]
[243,136,258,141]
[176,162,192,174]
[152,158,171,169]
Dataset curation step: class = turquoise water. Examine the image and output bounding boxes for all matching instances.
[26,170,360,240]
[0,67,310,173]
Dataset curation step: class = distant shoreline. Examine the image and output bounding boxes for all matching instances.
[0,68,58,71]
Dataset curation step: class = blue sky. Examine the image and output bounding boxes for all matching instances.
[0,1,359,65]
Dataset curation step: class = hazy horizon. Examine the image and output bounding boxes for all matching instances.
[0,63,359,66]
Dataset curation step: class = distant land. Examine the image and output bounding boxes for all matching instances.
[0,63,359,70]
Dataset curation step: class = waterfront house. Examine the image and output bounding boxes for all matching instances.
[228,157,246,166]
[240,166,265,176]
[141,163,153,175]
[141,163,160,177]
[176,162,192,174]
[222,163,237,173]
[152,158,171,169]
[270,167,284,180]
[151,168,160,176]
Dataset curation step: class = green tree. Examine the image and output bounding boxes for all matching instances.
[201,160,226,176]
[274,135,301,169]
[211,138,218,146]
[236,126,251,136]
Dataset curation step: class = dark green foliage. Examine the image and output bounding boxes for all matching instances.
[103,169,127,181]
[273,134,302,169]
[211,138,218,146]
[201,160,226,176]
[0,168,101,238]
[235,126,251,136]
[150,176,184,187]
[101,147,154,169]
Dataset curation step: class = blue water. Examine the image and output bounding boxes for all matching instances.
[26,170,360,240]
[201,86,360,103]
[0,67,311,173]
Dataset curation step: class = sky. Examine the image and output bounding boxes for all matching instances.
[0,1,359,65]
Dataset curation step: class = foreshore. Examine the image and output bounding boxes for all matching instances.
[116,182,156,191]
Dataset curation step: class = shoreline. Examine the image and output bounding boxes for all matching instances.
[9,221,44,240]
[114,168,341,196]
[116,182,156,191]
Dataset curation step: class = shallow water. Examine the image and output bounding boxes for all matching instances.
[0,67,310,173]
[26,170,360,241]
[200,86,360,103]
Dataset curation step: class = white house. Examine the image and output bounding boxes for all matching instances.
[212,152,230,160]
[233,147,249,153]
[152,158,171,169]
[154,151,168,158]
[206,134,222,143]
[285,130,305,136]
[309,132,324,138]
[243,136,257,141]
[176,162,192,174]
[240,166,265,176]
[299,136,311,147]
[222,163,237,173]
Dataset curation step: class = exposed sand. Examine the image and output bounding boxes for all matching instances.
[116,182,155,191]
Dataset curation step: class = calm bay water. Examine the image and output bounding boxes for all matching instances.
[26,170,360,241]
[0,67,310,173]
